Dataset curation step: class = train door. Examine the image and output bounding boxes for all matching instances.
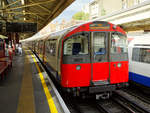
[91,32,109,85]
[61,32,91,87]
[42,41,46,63]
[109,32,128,84]
[91,32,128,85]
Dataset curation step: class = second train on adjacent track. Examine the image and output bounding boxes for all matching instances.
[28,21,129,98]
[128,34,150,91]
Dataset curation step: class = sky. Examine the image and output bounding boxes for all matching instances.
[52,0,93,23]
[34,0,93,38]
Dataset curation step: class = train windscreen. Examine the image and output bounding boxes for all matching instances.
[63,34,89,56]
[63,32,90,64]
[111,33,127,54]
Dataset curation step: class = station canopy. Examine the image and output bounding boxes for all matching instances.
[0,0,74,39]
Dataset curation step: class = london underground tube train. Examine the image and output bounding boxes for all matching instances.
[128,35,150,89]
[29,21,129,98]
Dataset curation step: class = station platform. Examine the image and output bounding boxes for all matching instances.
[0,48,68,113]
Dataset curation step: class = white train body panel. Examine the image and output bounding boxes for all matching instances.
[128,35,150,87]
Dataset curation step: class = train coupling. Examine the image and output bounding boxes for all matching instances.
[96,92,112,100]
[116,82,129,88]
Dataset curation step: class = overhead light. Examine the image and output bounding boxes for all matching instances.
[21,0,25,5]
[23,10,25,15]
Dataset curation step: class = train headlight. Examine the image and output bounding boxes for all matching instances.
[117,63,122,68]
[76,65,81,70]
[113,25,117,29]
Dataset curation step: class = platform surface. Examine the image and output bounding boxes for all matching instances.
[0,48,62,113]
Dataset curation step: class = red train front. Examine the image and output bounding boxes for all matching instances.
[61,21,128,96]
[31,21,129,98]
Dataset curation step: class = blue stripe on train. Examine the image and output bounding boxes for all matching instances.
[129,72,150,87]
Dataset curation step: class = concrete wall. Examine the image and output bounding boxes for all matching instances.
[102,0,122,15]
[89,0,122,19]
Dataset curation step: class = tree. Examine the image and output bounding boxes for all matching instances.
[101,8,106,16]
[72,11,89,20]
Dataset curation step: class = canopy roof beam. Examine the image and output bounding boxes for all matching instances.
[4,0,55,11]
[30,0,51,13]
[1,11,49,16]
[4,0,21,9]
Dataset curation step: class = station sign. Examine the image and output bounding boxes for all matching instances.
[6,22,37,33]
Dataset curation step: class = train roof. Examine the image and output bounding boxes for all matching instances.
[46,26,77,40]
[22,20,122,42]
[128,33,150,47]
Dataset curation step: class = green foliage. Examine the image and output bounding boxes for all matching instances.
[101,8,106,16]
[72,11,89,20]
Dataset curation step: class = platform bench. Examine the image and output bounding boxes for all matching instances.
[0,61,9,80]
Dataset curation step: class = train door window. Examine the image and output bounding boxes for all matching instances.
[93,32,107,62]
[63,33,89,56]
[93,32,105,55]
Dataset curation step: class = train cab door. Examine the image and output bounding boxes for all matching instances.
[109,32,128,84]
[91,32,110,85]
[61,32,91,87]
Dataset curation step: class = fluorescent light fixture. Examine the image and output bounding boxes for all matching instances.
[21,0,25,5]
[23,10,25,15]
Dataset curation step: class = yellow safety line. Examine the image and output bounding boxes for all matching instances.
[28,50,58,113]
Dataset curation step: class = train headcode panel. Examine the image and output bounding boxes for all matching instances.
[89,21,110,30]
[29,21,129,99]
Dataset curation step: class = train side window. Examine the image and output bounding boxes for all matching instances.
[140,48,150,63]
[63,33,89,55]
[132,48,150,63]
[48,40,56,56]
[132,48,140,62]
[45,41,49,53]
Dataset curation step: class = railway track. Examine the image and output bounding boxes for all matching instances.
[123,87,150,105]
[96,98,134,113]
[62,94,101,113]
[62,92,146,113]
[114,90,150,113]
[34,51,150,113]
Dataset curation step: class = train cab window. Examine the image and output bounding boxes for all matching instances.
[63,33,89,55]
[111,33,127,54]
